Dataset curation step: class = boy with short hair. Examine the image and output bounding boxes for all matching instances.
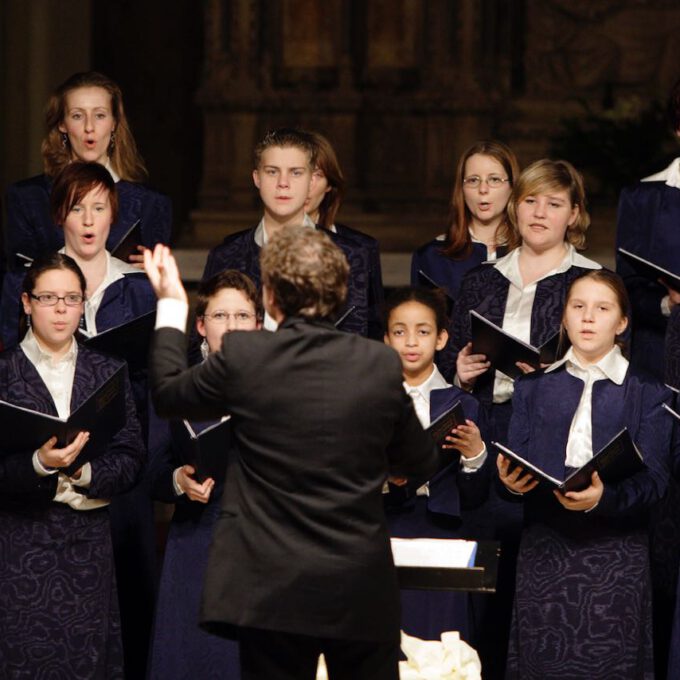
[202,128,373,336]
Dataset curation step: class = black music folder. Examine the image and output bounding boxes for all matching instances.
[0,364,127,469]
[618,248,680,292]
[493,428,644,493]
[81,311,156,370]
[470,310,559,379]
[110,219,142,262]
[170,418,231,484]
[426,400,465,448]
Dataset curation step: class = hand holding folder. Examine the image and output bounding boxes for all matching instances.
[494,428,644,494]
[0,365,127,473]
[469,310,559,379]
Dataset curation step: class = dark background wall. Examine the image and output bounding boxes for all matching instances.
[2,0,679,254]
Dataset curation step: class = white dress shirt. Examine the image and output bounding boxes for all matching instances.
[21,329,107,510]
[254,213,316,331]
[404,366,487,498]
[641,158,680,316]
[545,345,628,467]
[62,251,139,337]
[642,157,680,188]
[491,244,600,403]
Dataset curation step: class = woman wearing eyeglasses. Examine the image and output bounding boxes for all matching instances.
[147,269,262,680]
[0,252,144,679]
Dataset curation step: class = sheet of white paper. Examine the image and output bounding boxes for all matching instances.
[390,538,478,568]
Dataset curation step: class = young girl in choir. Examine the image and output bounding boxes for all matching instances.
[383,287,488,643]
[147,270,262,680]
[499,269,671,679]
[452,158,600,440]
[448,158,601,679]
[0,253,144,679]
[306,131,384,337]
[411,140,519,297]
[4,70,170,271]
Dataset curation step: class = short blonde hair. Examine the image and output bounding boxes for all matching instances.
[260,227,348,320]
[507,159,590,250]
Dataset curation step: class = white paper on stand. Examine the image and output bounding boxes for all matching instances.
[390,538,478,569]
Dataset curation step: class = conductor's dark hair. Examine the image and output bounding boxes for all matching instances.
[50,161,119,227]
[260,227,348,319]
[383,287,449,334]
[253,127,317,168]
[195,269,263,321]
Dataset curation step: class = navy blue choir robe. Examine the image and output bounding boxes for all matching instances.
[4,174,172,271]
[385,386,489,644]
[444,258,598,680]
[0,344,144,680]
[504,366,671,680]
[89,273,158,680]
[616,181,680,379]
[664,389,680,679]
[447,261,594,401]
[411,237,508,301]
[333,222,384,339]
[617,180,680,677]
[665,306,680,390]
[201,225,374,338]
[147,416,241,680]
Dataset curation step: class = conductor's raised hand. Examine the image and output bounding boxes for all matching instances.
[554,471,603,512]
[497,454,538,494]
[176,465,215,503]
[37,432,90,469]
[143,244,188,304]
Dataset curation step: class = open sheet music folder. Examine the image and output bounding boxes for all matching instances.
[110,219,142,262]
[426,400,465,449]
[470,310,558,380]
[493,428,644,493]
[618,248,680,292]
[170,417,231,484]
[81,311,156,370]
[0,364,127,471]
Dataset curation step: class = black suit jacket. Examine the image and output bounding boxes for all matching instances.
[150,316,438,642]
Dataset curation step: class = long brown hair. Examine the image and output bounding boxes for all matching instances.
[308,131,345,229]
[442,140,519,260]
[42,71,148,182]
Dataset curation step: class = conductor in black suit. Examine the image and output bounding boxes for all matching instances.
[144,227,438,680]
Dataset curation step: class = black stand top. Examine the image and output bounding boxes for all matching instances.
[396,541,500,593]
